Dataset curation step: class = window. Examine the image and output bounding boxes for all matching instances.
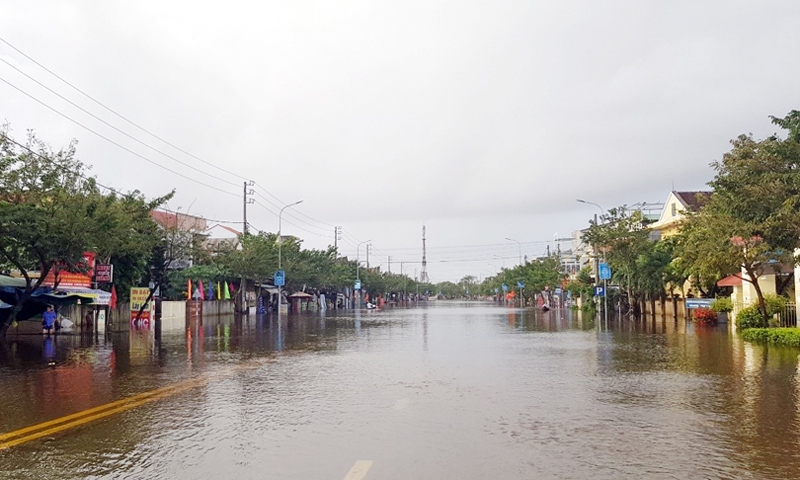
[671,203,677,217]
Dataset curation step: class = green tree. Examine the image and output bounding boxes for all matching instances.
[679,111,800,324]
[0,128,169,331]
[582,207,651,314]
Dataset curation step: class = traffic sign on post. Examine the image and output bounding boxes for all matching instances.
[599,263,612,280]
[594,286,605,297]
[354,280,362,290]
[501,283,508,292]
[274,269,285,287]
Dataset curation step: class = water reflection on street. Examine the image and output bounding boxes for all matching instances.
[2,302,800,479]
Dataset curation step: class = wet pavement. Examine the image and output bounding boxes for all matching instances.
[2,301,800,479]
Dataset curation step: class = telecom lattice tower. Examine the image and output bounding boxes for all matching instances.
[420,225,429,283]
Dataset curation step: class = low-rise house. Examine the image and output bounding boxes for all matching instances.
[649,191,711,240]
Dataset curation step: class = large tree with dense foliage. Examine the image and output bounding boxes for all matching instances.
[0,128,169,332]
[676,111,800,324]
[582,207,652,314]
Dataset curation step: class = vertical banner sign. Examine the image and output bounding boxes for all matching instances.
[130,287,152,329]
[95,264,113,283]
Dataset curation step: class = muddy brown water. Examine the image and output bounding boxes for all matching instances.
[2,301,800,479]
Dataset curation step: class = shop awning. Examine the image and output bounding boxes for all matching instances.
[717,275,743,287]
[50,286,112,306]
[0,275,27,288]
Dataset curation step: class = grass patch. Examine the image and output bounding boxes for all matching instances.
[740,328,800,347]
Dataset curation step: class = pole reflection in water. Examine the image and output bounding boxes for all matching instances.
[3,302,800,479]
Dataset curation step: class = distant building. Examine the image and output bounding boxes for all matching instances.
[204,224,241,253]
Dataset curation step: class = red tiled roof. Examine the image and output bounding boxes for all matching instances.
[150,210,178,229]
[717,274,743,287]
[206,224,241,236]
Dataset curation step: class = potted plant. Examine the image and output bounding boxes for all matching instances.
[693,307,718,326]
[710,297,734,323]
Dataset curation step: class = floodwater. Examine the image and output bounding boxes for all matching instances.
[2,302,800,479]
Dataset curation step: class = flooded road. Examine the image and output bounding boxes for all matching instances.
[2,301,800,479]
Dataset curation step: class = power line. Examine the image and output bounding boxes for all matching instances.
[0,38,363,242]
[3,136,252,231]
[0,36,250,184]
[252,200,331,238]
[0,75,239,197]
[0,57,242,189]
[251,187,341,237]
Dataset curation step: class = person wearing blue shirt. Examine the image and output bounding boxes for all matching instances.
[42,305,56,335]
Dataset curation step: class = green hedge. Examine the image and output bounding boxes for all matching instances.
[740,328,800,347]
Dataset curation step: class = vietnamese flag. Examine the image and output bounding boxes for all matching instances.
[110,285,118,309]
[198,280,205,300]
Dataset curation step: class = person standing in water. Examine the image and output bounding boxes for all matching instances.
[42,305,56,335]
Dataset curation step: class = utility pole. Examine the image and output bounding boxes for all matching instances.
[388,256,392,274]
[401,262,406,303]
[243,181,255,234]
[334,226,342,254]
[421,225,429,283]
[366,244,370,269]
[241,181,254,313]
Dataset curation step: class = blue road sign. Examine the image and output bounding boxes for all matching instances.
[274,269,285,287]
[354,280,362,290]
[517,281,524,289]
[599,263,612,280]
[594,286,605,297]
[501,283,508,292]
[554,287,563,295]
[494,287,499,293]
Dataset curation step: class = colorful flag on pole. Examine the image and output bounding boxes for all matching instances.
[229,282,235,293]
[188,279,192,300]
[223,281,231,300]
[206,283,213,300]
[217,281,222,300]
[110,285,118,309]
[198,280,205,300]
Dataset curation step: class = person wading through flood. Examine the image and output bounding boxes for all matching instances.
[42,305,57,335]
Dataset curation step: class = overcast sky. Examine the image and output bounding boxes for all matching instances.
[2,1,799,282]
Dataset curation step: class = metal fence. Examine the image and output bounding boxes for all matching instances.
[776,303,797,328]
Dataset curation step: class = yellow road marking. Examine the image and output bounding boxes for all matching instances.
[343,460,373,480]
[0,378,203,444]
[0,360,269,451]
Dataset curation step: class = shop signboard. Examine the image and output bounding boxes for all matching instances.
[130,287,152,329]
[95,264,113,283]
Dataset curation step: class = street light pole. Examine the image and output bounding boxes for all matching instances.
[576,199,607,324]
[277,200,303,317]
[505,238,522,266]
[576,199,604,216]
[356,240,371,309]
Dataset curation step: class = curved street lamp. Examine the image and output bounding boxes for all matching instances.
[576,199,604,216]
[276,200,302,319]
[505,238,522,266]
[356,240,371,281]
[277,200,303,270]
